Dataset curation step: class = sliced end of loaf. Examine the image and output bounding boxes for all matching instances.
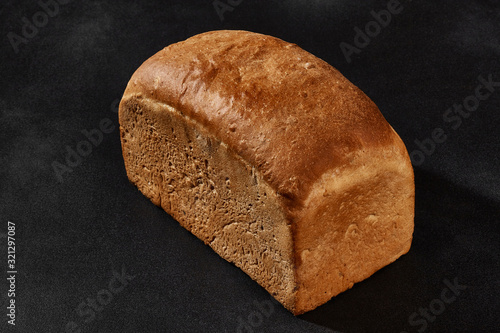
[119,95,298,311]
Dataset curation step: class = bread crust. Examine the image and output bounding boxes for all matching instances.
[120,30,414,314]
[122,30,398,209]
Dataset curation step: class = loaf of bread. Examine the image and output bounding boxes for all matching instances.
[119,30,414,315]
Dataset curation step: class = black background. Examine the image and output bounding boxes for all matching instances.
[1,0,499,332]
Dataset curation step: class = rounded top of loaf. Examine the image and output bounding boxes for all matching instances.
[123,30,406,206]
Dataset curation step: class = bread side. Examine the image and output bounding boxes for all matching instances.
[119,95,297,310]
[293,136,414,313]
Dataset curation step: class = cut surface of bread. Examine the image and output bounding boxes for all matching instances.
[119,30,415,315]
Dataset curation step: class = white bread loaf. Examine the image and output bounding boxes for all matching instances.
[119,30,414,314]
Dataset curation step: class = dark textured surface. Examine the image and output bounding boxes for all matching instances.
[0,1,498,332]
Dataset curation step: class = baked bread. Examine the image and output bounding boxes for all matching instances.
[119,30,414,315]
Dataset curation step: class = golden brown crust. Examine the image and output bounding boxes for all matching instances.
[123,30,397,208]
